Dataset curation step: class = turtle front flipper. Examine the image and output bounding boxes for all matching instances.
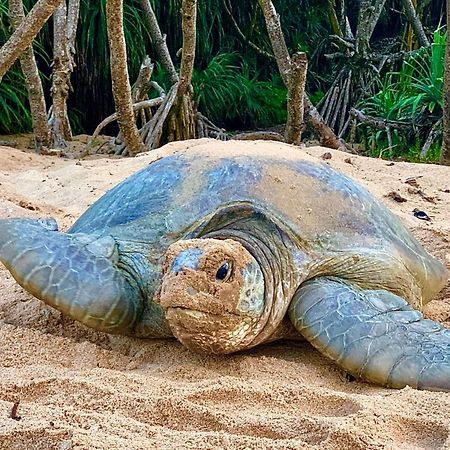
[0,218,142,334]
[289,277,450,391]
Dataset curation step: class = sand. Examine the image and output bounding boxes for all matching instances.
[0,138,450,450]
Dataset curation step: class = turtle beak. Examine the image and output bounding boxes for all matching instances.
[0,218,142,334]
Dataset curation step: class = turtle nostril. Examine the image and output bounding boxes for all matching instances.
[186,287,198,296]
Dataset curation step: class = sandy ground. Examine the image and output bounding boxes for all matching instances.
[0,138,450,450]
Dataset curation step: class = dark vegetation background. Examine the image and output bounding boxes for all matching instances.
[0,0,447,159]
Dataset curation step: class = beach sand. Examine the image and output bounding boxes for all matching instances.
[0,138,449,449]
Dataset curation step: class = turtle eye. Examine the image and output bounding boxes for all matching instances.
[216,261,232,281]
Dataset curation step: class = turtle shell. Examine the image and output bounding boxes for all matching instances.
[69,141,447,307]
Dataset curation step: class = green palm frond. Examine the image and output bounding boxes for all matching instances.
[0,67,32,133]
[192,52,286,128]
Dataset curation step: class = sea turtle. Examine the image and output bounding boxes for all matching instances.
[0,142,449,391]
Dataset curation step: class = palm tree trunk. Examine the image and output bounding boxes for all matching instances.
[441,0,450,165]
[106,0,144,156]
[0,0,64,81]
[8,0,51,151]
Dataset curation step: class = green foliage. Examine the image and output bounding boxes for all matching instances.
[0,0,330,135]
[78,0,151,83]
[1,0,443,144]
[192,53,287,129]
[192,53,242,122]
[400,28,445,117]
[364,134,442,163]
[0,2,32,134]
[0,68,32,134]
[357,28,446,159]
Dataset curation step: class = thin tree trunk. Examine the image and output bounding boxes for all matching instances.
[66,0,80,52]
[257,0,290,85]
[132,56,154,103]
[8,0,51,150]
[132,56,154,125]
[401,0,429,47]
[49,3,72,147]
[164,0,198,143]
[441,0,450,165]
[48,0,79,147]
[327,0,343,37]
[355,0,387,54]
[140,0,178,85]
[178,0,197,97]
[258,0,348,150]
[223,0,275,60]
[0,0,64,81]
[258,0,303,142]
[285,52,307,145]
[106,0,144,156]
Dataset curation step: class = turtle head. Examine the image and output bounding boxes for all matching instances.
[157,238,265,354]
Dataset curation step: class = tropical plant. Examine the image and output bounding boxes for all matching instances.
[192,52,243,123]
[0,0,445,143]
[192,53,287,129]
[0,68,32,133]
[391,28,445,122]
[0,1,29,133]
[356,28,446,159]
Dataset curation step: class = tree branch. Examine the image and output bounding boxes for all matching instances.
[401,0,430,47]
[232,131,284,142]
[223,0,275,60]
[8,0,50,150]
[90,98,164,142]
[306,97,355,153]
[0,0,64,81]
[140,0,178,85]
[350,107,412,130]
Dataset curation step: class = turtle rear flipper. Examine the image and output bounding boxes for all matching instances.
[289,277,450,391]
[0,218,142,334]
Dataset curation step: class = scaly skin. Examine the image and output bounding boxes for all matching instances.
[0,218,142,333]
[290,277,450,391]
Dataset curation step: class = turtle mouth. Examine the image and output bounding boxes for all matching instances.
[168,306,205,319]
[166,306,239,319]
[165,306,256,355]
